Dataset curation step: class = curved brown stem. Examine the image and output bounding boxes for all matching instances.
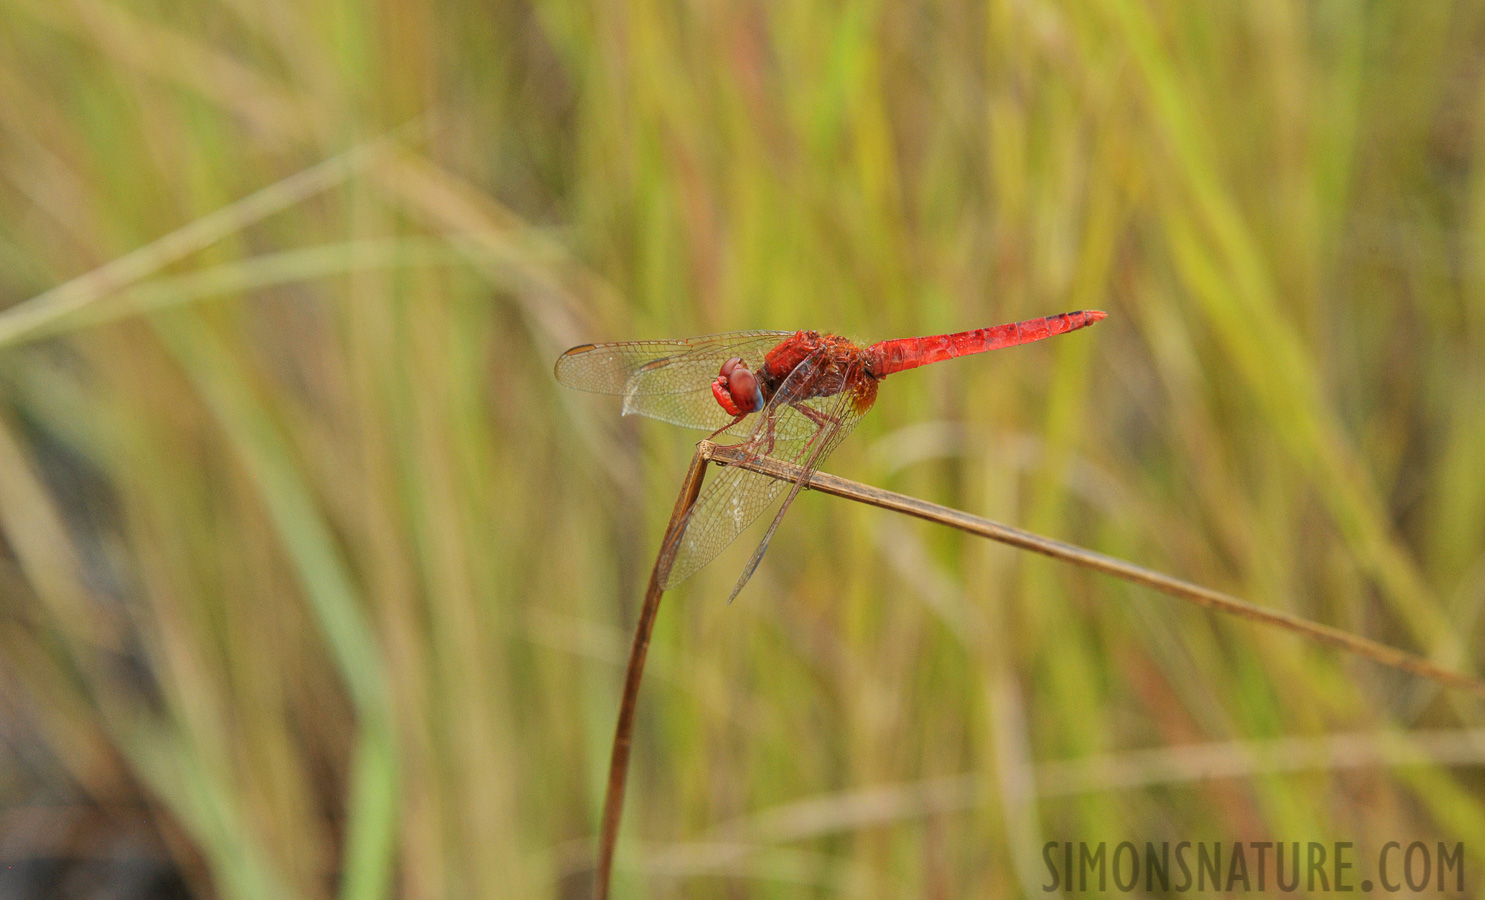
[594,441,1484,899]
[593,443,712,900]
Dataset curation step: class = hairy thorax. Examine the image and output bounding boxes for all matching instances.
[760,332,877,408]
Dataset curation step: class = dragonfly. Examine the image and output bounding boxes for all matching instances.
[555,310,1107,601]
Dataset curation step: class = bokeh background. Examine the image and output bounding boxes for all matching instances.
[2,0,1484,897]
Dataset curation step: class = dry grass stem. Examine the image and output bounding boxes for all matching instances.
[594,438,1484,899]
[703,442,1485,702]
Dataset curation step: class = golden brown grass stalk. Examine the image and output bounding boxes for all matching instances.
[595,439,1485,898]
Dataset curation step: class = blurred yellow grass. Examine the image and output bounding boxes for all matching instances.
[0,1,1483,898]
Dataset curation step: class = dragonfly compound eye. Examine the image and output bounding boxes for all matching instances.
[727,366,764,413]
[719,357,743,377]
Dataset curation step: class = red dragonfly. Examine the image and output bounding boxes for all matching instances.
[556,310,1106,601]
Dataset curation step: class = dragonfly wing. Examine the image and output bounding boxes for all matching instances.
[621,389,825,438]
[628,391,831,442]
[554,331,791,393]
[661,355,876,592]
[723,365,873,602]
[660,457,790,588]
[615,390,733,434]
[659,351,824,587]
[555,331,792,431]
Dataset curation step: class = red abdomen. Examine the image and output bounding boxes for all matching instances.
[865,310,1106,377]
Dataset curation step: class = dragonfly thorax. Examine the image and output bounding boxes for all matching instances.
[766,331,875,395]
[711,331,876,418]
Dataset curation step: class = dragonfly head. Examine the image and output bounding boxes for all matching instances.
[712,357,765,416]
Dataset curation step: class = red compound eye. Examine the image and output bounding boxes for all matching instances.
[719,357,743,377]
[727,367,763,413]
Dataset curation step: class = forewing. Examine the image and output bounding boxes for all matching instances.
[554,330,792,431]
[661,356,874,589]
[553,331,792,394]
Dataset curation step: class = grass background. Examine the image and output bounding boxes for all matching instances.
[1,0,1484,897]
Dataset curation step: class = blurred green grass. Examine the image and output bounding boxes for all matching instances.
[1,0,1484,897]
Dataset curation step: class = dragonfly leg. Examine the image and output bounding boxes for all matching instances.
[755,413,778,458]
[791,403,840,455]
[725,403,844,604]
[705,414,747,442]
[708,412,775,464]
